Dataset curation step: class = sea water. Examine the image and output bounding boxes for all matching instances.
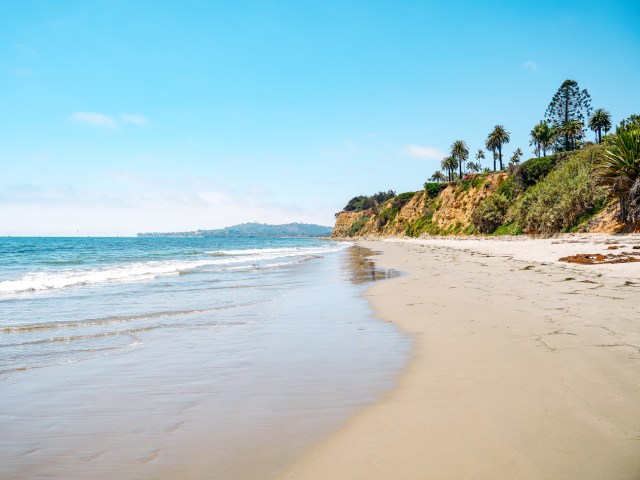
[0,237,408,479]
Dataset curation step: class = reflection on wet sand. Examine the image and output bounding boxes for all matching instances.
[342,246,400,284]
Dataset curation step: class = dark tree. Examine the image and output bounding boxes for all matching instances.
[372,190,396,204]
[545,80,592,151]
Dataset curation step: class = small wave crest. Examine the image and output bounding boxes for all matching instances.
[0,243,349,295]
[0,300,268,333]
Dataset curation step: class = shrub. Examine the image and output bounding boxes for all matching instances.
[376,192,417,228]
[372,190,397,204]
[516,156,557,187]
[377,207,396,228]
[344,195,374,212]
[513,146,608,234]
[456,174,485,192]
[346,214,371,236]
[423,182,442,199]
[405,211,443,237]
[393,191,416,208]
[472,194,510,233]
[493,222,523,235]
[343,190,396,211]
[496,176,519,200]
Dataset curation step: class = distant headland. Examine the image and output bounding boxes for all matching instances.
[137,222,333,238]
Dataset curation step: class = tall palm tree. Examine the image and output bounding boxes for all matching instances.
[588,108,612,144]
[430,171,446,183]
[485,125,510,170]
[596,129,640,221]
[560,120,584,151]
[451,140,469,178]
[475,149,485,170]
[441,156,458,182]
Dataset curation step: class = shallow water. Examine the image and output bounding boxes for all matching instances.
[0,238,408,479]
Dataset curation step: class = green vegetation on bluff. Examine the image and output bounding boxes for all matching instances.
[336,79,640,237]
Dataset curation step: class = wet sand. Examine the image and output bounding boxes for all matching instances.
[281,235,640,479]
[1,246,408,480]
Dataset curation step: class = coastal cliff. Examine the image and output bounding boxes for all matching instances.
[333,145,639,238]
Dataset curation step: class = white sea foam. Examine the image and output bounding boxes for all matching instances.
[0,243,350,295]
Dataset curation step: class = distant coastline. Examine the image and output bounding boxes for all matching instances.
[137,222,333,238]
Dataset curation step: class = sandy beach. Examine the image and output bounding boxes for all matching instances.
[281,235,640,480]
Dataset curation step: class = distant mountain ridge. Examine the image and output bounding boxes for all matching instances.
[137,222,333,238]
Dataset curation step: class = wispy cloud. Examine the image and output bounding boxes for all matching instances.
[121,113,148,125]
[403,145,445,160]
[14,68,31,76]
[71,112,118,129]
[522,60,539,72]
[14,43,36,54]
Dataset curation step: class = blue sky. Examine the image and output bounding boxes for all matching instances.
[2,0,639,235]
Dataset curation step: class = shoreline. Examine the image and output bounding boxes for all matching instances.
[280,235,640,479]
[1,243,408,480]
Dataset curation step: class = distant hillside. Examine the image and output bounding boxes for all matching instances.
[138,222,333,238]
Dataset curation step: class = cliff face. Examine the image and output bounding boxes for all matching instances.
[332,211,366,237]
[384,192,428,235]
[431,173,507,232]
[332,173,507,238]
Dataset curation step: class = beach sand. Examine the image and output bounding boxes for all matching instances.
[280,235,640,480]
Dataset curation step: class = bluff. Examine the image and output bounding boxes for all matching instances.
[333,145,639,238]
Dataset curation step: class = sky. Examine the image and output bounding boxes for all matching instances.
[1,0,639,236]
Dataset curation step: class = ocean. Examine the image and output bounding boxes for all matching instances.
[0,237,408,479]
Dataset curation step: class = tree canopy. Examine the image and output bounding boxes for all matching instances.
[485,125,510,170]
[343,190,396,211]
[545,79,592,151]
[588,108,612,143]
[451,140,469,177]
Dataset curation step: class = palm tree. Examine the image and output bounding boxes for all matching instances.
[466,161,481,173]
[530,122,544,158]
[451,140,469,178]
[475,149,485,170]
[485,125,510,170]
[441,156,458,182]
[491,149,498,171]
[560,120,584,151]
[537,122,555,157]
[596,129,640,221]
[509,148,523,166]
[589,108,612,144]
[429,171,446,183]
